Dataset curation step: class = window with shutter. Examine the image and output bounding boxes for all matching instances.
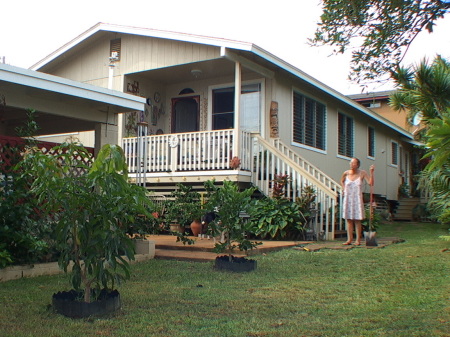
[368,126,375,158]
[391,141,399,166]
[338,112,354,158]
[293,91,326,151]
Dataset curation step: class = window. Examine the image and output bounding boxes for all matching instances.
[293,91,326,151]
[338,112,354,157]
[391,141,399,166]
[368,126,375,158]
[212,83,261,131]
[212,87,234,129]
[362,102,381,108]
[240,84,261,132]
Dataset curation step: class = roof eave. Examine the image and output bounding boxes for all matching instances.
[2,63,145,111]
[248,45,413,139]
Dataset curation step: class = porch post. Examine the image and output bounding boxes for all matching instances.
[94,122,118,156]
[234,61,241,158]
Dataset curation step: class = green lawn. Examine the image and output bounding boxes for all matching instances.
[0,222,448,337]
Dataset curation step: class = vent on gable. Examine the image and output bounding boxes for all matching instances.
[362,101,381,109]
[110,38,121,61]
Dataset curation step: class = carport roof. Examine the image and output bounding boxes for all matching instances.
[0,63,145,135]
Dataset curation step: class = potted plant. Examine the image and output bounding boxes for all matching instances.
[20,142,153,318]
[295,185,318,240]
[166,184,203,236]
[204,180,260,272]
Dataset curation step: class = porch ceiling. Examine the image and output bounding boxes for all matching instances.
[1,104,98,136]
[128,58,253,84]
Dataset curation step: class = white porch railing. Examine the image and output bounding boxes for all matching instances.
[123,130,248,173]
[122,130,342,239]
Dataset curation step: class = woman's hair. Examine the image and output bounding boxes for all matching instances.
[352,157,361,168]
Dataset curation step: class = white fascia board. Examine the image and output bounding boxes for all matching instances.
[30,23,103,71]
[1,63,145,111]
[220,47,274,79]
[401,137,424,147]
[31,22,254,71]
[248,45,414,140]
[101,23,254,49]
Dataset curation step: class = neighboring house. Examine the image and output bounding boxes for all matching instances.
[30,22,418,238]
[348,90,424,197]
[348,90,414,132]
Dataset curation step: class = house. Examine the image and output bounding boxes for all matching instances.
[29,23,419,238]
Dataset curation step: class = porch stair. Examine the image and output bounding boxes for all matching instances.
[393,197,420,221]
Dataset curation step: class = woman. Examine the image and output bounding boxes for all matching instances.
[340,158,374,245]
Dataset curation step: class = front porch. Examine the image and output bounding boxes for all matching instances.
[123,129,343,240]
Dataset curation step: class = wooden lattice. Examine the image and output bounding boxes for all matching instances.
[0,136,26,173]
[0,136,94,175]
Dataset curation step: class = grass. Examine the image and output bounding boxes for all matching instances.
[0,222,449,337]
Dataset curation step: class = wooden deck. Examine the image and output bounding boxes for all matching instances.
[145,234,304,262]
[144,235,405,262]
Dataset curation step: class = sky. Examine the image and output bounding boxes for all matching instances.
[1,0,450,95]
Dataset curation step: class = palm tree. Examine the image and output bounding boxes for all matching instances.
[390,56,450,126]
[390,55,450,223]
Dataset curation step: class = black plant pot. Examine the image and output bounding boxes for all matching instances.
[214,255,257,272]
[52,289,121,318]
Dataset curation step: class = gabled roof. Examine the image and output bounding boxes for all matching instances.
[31,22,413,139]
[30,22,255,71]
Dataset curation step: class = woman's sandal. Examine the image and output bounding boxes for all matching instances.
[342,241,352,245]
[353,242,361,246]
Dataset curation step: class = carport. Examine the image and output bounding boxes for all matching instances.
[0,63,145,154]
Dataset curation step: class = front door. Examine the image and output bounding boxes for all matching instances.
[171,96,200,133]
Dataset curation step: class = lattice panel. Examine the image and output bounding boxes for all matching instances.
[0,136,25,173]
[39,145,94,177]
[1,136,94,176]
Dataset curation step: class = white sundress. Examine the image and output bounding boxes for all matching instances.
[342,176,365,220]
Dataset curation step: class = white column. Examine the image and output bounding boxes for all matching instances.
[233,61,241,157]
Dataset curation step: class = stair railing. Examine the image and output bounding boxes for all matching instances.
[248,134,342,240]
